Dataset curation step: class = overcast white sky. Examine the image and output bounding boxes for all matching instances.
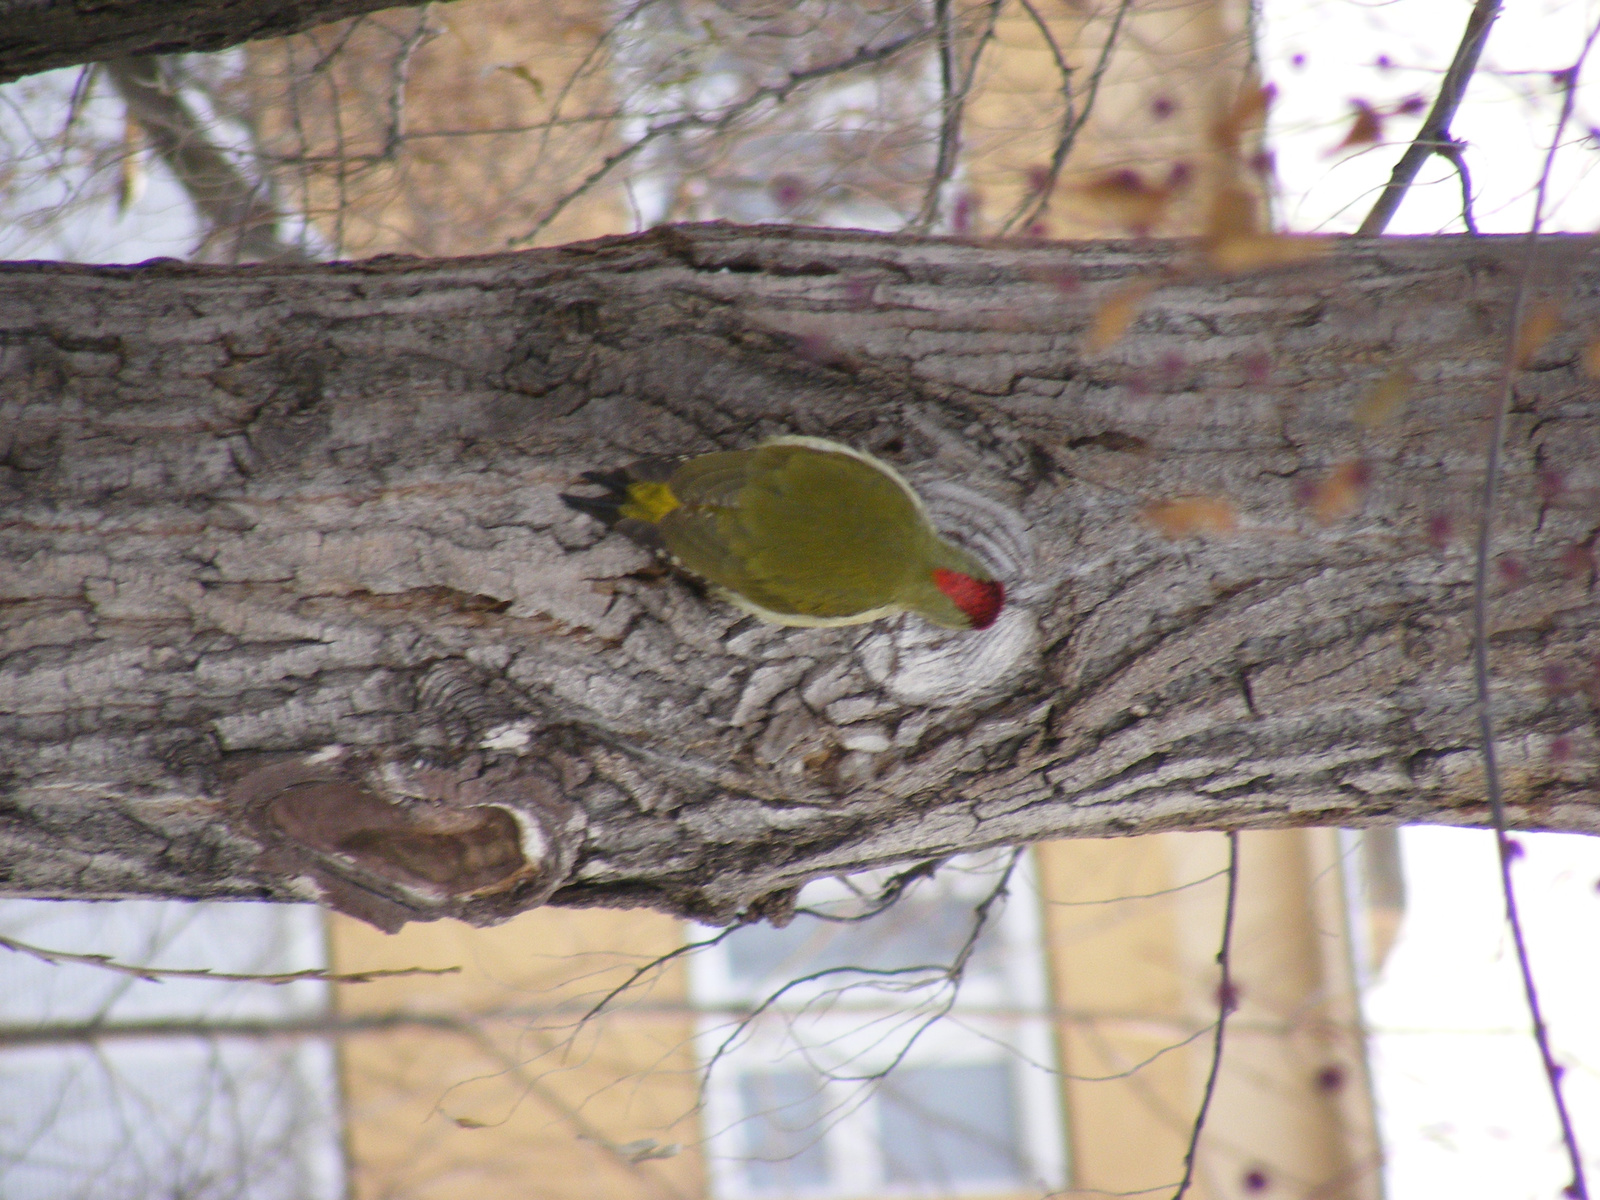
[1264,0,1600,235]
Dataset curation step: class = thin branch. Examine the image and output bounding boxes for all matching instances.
[303,13,369,78]
[1058,1021,1219,1085]
[8,1007,685,1198]
[282,36,316,257]
[532,0,655,180]
[1471,46,1597,1200]
[1016,0,1074,100]
[1170,830,1239,1200]
[792,857,947,922]
[1002,0,1135,233]
[1043,868,1231,907]
[1355,0,1500,236]
[442,1020,693,1200]
[57,63,99,160]
[1436,138,1480,236]
[912,0,960,232]
[383,7,434,158]
[103,55,309,262]
[699,852,1024,1102]
[321,34,351,258]
[576,925,738,1027]
[910,0,1005,232]
[510,26,932,246]
[0,932,458,986]
[0,1003,1293,1050]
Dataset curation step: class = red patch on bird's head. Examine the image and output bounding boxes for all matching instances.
[931,568,1005,630]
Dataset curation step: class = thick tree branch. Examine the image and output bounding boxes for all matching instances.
[0,0,435,86]
[2,224,1597,930]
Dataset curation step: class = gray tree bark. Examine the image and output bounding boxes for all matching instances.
[3,224,1597,930]
[0,0,427,85]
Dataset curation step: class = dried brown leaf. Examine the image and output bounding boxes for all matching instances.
[1143,496,1239,538]
[1086,281,1158,352]
[1206,186,1262,241]
[1581,336,1600,378]
[1330,101,1384,153]
[1206,232,1331,274]
[498,65,545,99]
[1212,81,1276,154]
[1078,169,1182,236]
[1353,365,1414,428]
[1304,459,1373,523]
[1513,300,1561,368]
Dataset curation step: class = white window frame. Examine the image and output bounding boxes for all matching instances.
[690,850,1067,1199]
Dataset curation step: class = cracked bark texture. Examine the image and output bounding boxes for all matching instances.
[0,0,429,85]
[3,223,1598,929]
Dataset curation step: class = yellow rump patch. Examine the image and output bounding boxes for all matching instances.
[620,480,681,524]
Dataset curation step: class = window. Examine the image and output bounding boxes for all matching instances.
[692,851,1065,1198]
[0,900,342,1200]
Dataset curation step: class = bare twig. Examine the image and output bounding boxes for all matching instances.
[0,1010,479,1047]
[1170,830,1239,1200]
[282,36,316,254]
[303,13,369,78]
[5,1004,681,1199]
[58,63,98,158]
[1436,138,1480,236]
[1016,0,1073,85]
[1002,0,1136,233]
[532,0,654,182]
[1044,868,1231,907]
[792,857,946,922]
[1354,0,1500,236]
[912,0,958,233]
[576,925,738,1028]
[1059,1022,1220,1085]
[383,8,434,158]
[320,34,351,257]
[699,851,1024,1092]
[911,0,1005,232]
[1471,47,1597,1200]
[511,26,932,246]
[0,1002,1292,1050]
[0,932,457,986]
[441,1021,693,1200]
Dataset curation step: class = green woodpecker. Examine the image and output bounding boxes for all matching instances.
[563,436,1005,630]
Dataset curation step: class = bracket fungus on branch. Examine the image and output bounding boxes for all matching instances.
[230,749,584,931]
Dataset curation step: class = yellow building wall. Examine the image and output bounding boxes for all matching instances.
[248,0,628,258]
[329,907,703,1200]
[326,827,1384,1200]
[1039,831,1383,1200]
[960,0,1261,239]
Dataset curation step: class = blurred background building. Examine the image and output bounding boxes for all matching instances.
[327,831,1392,1200]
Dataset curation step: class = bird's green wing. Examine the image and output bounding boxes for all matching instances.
[657,442,928,623]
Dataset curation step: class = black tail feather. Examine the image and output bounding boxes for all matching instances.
[580,468,632,492]
[564,455,689,528]
[560,491,625,524]
[562,465,632,526]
